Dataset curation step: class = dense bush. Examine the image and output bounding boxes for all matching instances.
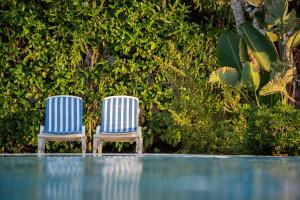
[147,74,249,154]
[1,0,299,155]
[154,92,300,155]
[245,104,300,155]
[0,0,231,153]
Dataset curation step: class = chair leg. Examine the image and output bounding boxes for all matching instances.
[97,141,103,154]
[81,138,86,153]
[42,139,46,152]
[38,138,45,154]
[135,138,140,153]
[137,126,143,153]
[93,138,103,154]
[93,138,98,154]
[138,137,143,154]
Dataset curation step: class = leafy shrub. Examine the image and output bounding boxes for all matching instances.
[2,0,297,155]
[246,104,300,155]
[147,76,250,154]
[0,0,229,152]
[151,90,300,156]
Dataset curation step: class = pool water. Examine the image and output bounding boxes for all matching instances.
[0,155,300,200]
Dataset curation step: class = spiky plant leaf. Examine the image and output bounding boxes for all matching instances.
[216,31,242,71]
[259,68,294,96]
[209,67,240,87]
[259,80,288,96]
[286,31,300,48]
[239,22,279,72]
[241,62,260,92]
[282,68,294,83]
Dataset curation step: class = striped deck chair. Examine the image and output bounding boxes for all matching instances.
[93,96,143,154]
[38,95,86,153]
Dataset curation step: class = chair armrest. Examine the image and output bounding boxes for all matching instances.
[95,125,101,135]
[82,126,86,136]
[39,126,44,135]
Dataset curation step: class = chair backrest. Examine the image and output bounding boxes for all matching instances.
[44,95,83,134]
[101,96,139,133]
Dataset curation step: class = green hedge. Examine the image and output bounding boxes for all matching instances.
[0,0,231,153]
[153,94,300,155]
[245,105,300,155]
[2,0,298,155]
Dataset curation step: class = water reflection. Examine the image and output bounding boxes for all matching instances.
[43,156,84,200]
[97,156,142,200]
[139,156,300,200]
[0,156,300,200]
[41,156,143,200]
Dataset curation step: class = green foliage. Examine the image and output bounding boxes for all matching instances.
[239,39,250,63]
[246,104,300,155]
[0,0,227,153]
[0,0,196,152]
[216,30,242,71]
[286,31,300,48]
[1,0,298,156]
[209,67,240,87]
[265,0,297,33]
[183,0,234,30]
[239,22,279,72]
[259,68,294,98]
[149,71,251,154]
[210,0,298,107]
[265,0,288,25]
[241,62,260,92]
[154,89,300,155]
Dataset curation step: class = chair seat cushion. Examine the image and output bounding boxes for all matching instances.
[94,133,138,142]
[100,127,137,133]
[39,133,84,138]
[42,131,82,135]
[38,133,84,142]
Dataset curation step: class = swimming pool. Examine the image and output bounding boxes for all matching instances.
[0,154,300,200]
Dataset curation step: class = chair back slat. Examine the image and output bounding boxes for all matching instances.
[44,95,83,134]
[101,96,138,133]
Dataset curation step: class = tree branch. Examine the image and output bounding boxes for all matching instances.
[231,0,246,27]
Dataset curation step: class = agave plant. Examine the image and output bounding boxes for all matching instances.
[209,0,299,107]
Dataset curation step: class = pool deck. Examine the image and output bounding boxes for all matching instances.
[0,153,295,158]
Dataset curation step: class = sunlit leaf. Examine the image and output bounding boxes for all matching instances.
[209,67,240,87]
[286,31,300,48]
[241,62,260,92]
[239,22,279,72]
[246,0,263,7]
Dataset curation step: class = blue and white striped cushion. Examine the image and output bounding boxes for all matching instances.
[44,95,83,134]
[101,96,139,133]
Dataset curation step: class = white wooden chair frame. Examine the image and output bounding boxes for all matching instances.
[38,126,86,154]
[93,126,143,154]
[93,96,143,154]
